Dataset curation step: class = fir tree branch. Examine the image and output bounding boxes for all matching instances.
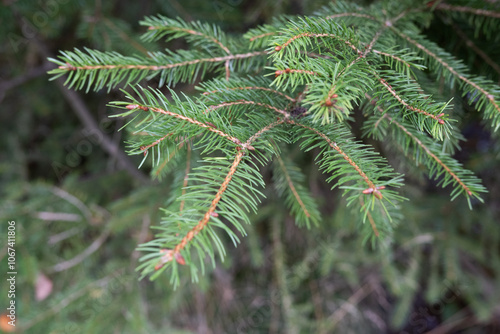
[363,26,386,57]
[171,150,244,255]
[274,32,359,54]
[126,104,245,147]
[372,50,412,69]
[155,118,284,269]
[390,28,500,120]
[49,49,267,91]
[360,197,380,236]
[249,31,278,41]
[275,68,320,77]
[147,25,231,54]
[140,133,172,154]
[245,118,286,145]
[286,119,382,198]
[433,3,500,19]
[365,93,486,204]
[449,22,500,76]
[381,114,472,196]
[56,52,266,72]
[376,76,446,124]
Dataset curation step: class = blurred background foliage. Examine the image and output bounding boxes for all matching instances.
[0,0,499,333]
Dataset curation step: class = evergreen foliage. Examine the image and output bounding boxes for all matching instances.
[4,0,498,332]
[47,0,499,290]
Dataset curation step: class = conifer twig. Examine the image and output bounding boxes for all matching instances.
[449,22,500,76]
[390,28,500,115]
[287,120,382,198]
[172,150,245,255]
[126,104,245,146]
[433,3,500,18]
[378,114,472,196]
[148,25,231,54]
[274,33,360,54]
[58,51,267,72]
[161,119,284,264]
[140,133,172,154]
[376,76,446,124]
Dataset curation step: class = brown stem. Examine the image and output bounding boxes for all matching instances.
[434,3,500,18]
[127,104,244,146]
[173,150,244,255]
[360,197,380,236]
[286,120,381,198]
[161,119,284,264]
[377,76,446,124]
[249,31,278,41]
[382,114,472,196]
[59,51,267,72]
[391,28,500,115]
[140,133,172,154]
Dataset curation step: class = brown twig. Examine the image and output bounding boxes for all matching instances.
[127,104,245,146]
[434,3,500,18]
[156,119,284,267]
[391,28,500,115]
[450,21,500,77]
[286,120,382,198]
[172,150,244,255]
[380,114,472,196]
[377,76,446,124]
[58,51,267,72]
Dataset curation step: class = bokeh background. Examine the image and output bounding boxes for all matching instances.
[1,0,499,333]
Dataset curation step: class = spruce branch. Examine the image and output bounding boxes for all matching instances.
[170,149,245,258]
[125,103,246,147]
[140,16,232,54]
[137,118,284,286]
[364,94,487,206]
[390,27,500,129]
[47,1,499,288]
[433,3,500,19]
[287,120,383,197]
[48,48,267,91]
